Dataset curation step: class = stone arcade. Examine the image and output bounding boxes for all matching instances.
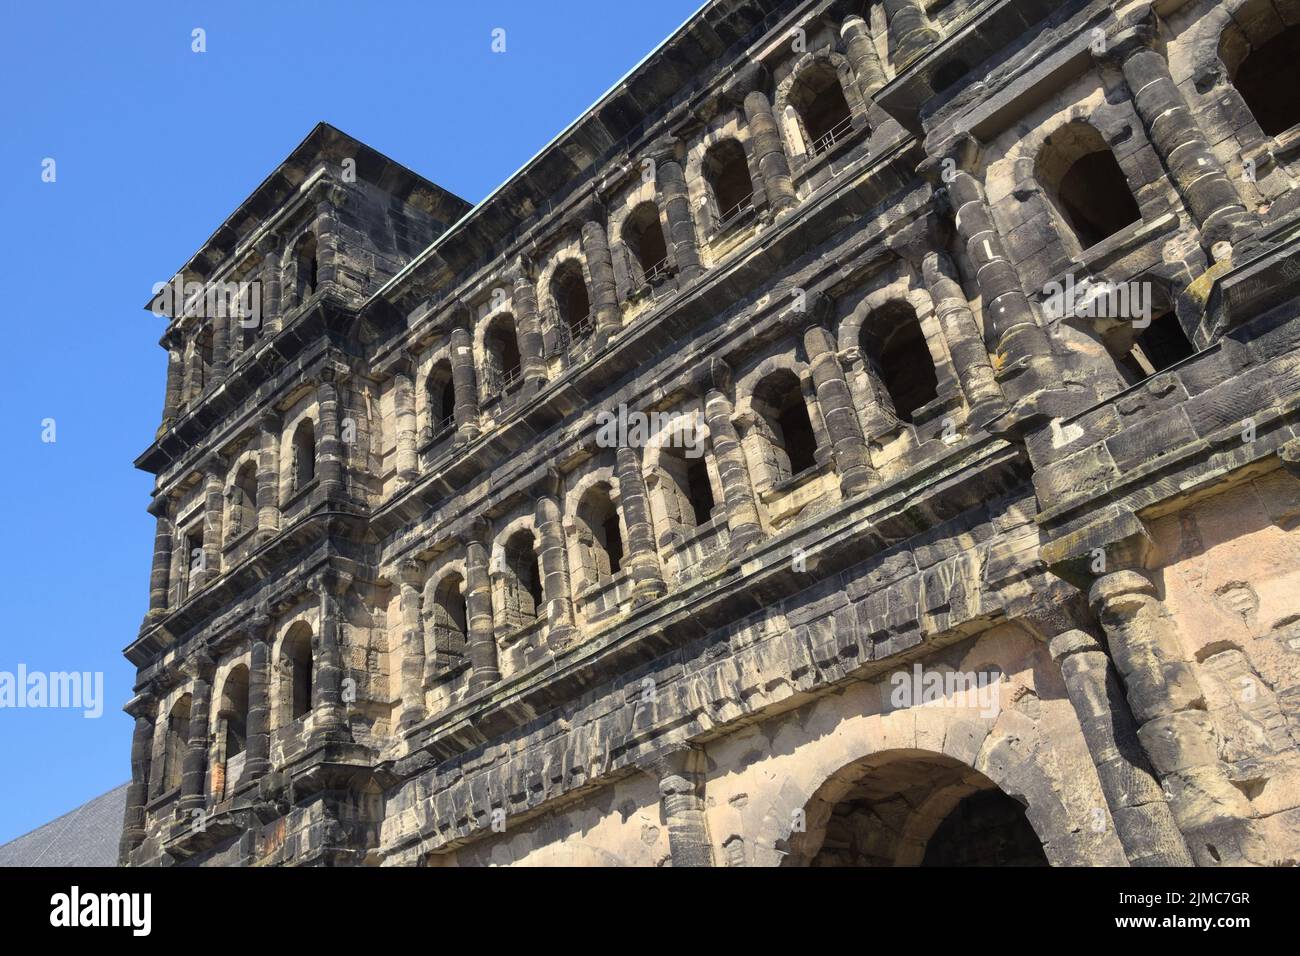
[122,0,1300,866]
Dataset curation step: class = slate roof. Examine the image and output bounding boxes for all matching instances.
[0,783,128,867]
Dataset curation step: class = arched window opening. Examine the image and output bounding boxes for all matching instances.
[427,573,469,667]
[484,316,523,393]
[218,665,249,760]
[622,203,671,287]
[198,329,214,388]
[753,371,818,482]
[577,485,624,584]
[789,62,855,155]
[281,623,313,723]
[294,233,318,305]
[181,524,204,599]
[1231,26,1300,136]
[658,444,718,536]
[161,695,191,793]
[228,461,258,540]
[291,419,316,492]
[1036,124,1141,249]
[703,140,755,227]
[1112,311,1197,385]
[424,361,456,442]
[501,530,544,629]
[551,262,593,344]
[864,301,940,423]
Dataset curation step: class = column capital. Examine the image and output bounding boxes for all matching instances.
[181,649,216,681]
[398,558,425,588]
[919,129,982,184]
[1279,437,1300,479]
[123,687,158,718]
[691,356,734,397]
[1041,509,1156,590]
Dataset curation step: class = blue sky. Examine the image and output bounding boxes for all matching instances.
[0,0,703,846]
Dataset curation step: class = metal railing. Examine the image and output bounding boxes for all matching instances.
[808,115,854,157]
[716,192,755,228]
[638,256,671,286]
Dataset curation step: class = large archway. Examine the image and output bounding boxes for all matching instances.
[782,749,1049,867]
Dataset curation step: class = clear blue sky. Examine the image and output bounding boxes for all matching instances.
[0,0,703,846]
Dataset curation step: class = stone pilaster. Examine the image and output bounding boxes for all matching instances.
[799,304,877,496]
[921,249,1008,424]
[643,744,714,867]
[742,89,798,218]
[118,688,157,863]
[311,570,351,743]
[145,497,172,622]
[464,522,501,693]
[1049,628,1193,866]
[841,15,887,98]
[255,409,281,546]
[178,652,215,815]
[615,446,668,604]
[535,473,578,648]
[655,159,703,283]
[512,275,548,392]
[256,233,282,336]
[695,359,763,555]
[935,140,1056,411]
[449,325,482,443]
[398,559,427,732]
[1102,17,1254,255]
[200,455,225,587]
[1089,570,1263,865]
[393,361,418,486]
[884,0,938,72]
[316,371,345,501]
[580,220,621,345]
[160,334,184,434]
[239,616,273,786]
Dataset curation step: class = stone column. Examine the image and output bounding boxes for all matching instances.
[393,362,418,485]
[159,334,184,433]
[255,409,281,546]
[581,220,622,345]
[311,190,342,292]
[145,498,172,621]
[398,559,427,731]
[942,154,1056,407]
[922,250,1008,424]
[311,570,351,743]
[464,523,501,693]
[316,371,346,500]
[200,455,225,587]
[615,446,668,604]
[256,233,282,336]
[743,90,798,217]
[800,311,877,497]
[239,617,273,786]
[118,689,157,863]
[1090,570,1263,865]
[645,744,714,867]
[513,275,548,392]
[535,474,578,648]
[655,159,703,283]
[1103,21,1254,255]
[884,0,938,71]
[449,325,482,443]
[841,15,887,98]
[185,332,204,403]
[178,653,215,815]
[1049,628,1193,866]
[695,360,763,555]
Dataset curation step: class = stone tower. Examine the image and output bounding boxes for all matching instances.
[123,0,1300,867]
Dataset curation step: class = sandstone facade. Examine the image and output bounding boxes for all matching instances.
[122,0,1300,867]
